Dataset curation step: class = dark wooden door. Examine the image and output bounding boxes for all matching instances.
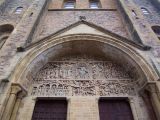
[32,100,67,120]
[99,99,134,120]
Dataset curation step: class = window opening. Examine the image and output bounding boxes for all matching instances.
[152,26,160,40]
[15,7,23,14]
[141,7,150,15]
[89,0,100,9]
[64,0,75,9]
[0,24,14,49]
[152,26,160,35]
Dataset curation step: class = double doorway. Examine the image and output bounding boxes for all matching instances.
[32,98,134,120]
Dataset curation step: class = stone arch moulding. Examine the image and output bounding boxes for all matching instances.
[10,34,159,93]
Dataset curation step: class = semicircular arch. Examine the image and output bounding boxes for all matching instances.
[10,34,159,92]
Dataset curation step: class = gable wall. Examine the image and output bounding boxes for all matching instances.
[32,10,129,42]
[0,0,160,119]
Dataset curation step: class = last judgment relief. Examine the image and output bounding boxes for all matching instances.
[31,56,137,97]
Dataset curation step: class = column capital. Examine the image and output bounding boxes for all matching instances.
[95,97,100,102]
[145,82,159,93]
[17,91,27,99]
[66,97,71,102]
[11,83,28,95]
[10,84,22,94]
[139,82,159,95]
[128,97,135,103]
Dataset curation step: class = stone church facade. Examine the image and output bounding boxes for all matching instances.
[0,0,160,120]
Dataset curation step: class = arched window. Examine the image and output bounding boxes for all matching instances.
[64,0,75,9]
[141,7,150,15]
[0,24,14,49]
[89,0,101,9]
[0,24,14,33]
[152,26,160,40]
[15,7,23,14]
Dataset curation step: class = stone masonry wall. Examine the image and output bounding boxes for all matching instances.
[0,0,33,27]
[0,0,160,120]
[0,0,48,81]
[133,0,160,25]
[32,10,129,42]
[68,97,99,120]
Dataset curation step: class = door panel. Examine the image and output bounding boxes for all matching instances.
[32,100,67,120]
[99,99,134,120]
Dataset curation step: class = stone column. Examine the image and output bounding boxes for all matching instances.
[128,98,139,120]
[18,97,36,120]
[1,84,22,120]
[95,97,100,120]
[145,83,160,120]
[150,92,160,120]
[156,82,160,101]
[10,91,26,120]
[67,97,71,120]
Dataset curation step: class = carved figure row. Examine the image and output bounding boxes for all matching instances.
[31,80,136,96]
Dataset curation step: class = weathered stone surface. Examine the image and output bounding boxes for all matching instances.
[0,0,160,120]
[134,0,160,25]
[32,10,129,42]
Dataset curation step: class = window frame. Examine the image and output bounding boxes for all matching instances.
[63,0,75,9]
[89,0,101,9]
[15,6,23,14]
[141,7,150,15]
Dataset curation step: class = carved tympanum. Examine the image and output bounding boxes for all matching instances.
[31,56,136,96]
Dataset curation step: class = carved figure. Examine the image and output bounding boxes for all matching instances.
[77,66,89,79]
